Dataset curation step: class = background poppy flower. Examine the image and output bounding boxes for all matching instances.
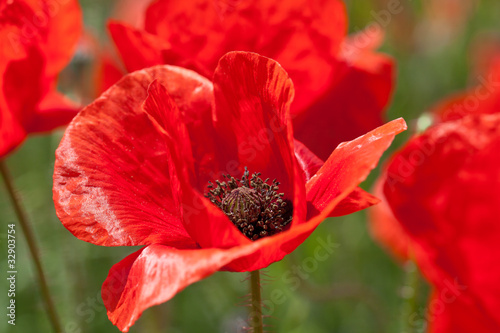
[369,58,500,332]
[53,51,406,331]
[105,0,395,161]
[0,0,82,158]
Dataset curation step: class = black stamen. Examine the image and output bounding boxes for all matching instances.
[205,167,293,241]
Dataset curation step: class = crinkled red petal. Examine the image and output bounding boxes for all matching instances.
[211,51,301,195]
[138,73,246,250]
[142,80,246,248]
[147,52,306,249]
[211,51,307,227]
[103,243,262,332]
[54,66,213,247]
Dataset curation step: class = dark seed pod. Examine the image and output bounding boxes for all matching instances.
[204,167,293,241]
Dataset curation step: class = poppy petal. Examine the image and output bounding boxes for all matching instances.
[141,80,192,159]
[329,187,380,217]
[142,78,250,249]
[294,139,380,217]
[1,0,82,76]
[40,0,82,76]
[0,0,82,157]
[0,47,44,157]
[27,90,80,133]
[211,51,301,198]
[213,51,308,231]
[53,66,212,247]
[108,21,170,72]
[102,243,261,332]
[0,103,26,157]
[150,51,308,250]
[293,49,394,161]
[430,293,499,333]
[304,118,407,223]
[294,139,323,181]
[214,52,306,224]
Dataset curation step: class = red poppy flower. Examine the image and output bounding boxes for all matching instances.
[370,60,500,332]
[53,51,406,331]
[0,0,82,158]
[106,0,394,161]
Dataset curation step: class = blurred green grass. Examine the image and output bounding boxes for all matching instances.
[1,0,499,332]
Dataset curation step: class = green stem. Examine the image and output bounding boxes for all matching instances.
[249,270,263,333]
[0,160,62,333]
[400,260,419,333]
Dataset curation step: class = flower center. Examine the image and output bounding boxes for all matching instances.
[205,168,293,240]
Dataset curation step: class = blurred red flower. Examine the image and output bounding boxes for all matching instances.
[370,59,500,332]
[0,0,82,157]
[54,51,406,331]
[105,0,395,161]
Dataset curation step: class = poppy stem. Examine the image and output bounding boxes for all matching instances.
[0,160,63,333]
[400,260,419,333]
[249,270,264,333]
